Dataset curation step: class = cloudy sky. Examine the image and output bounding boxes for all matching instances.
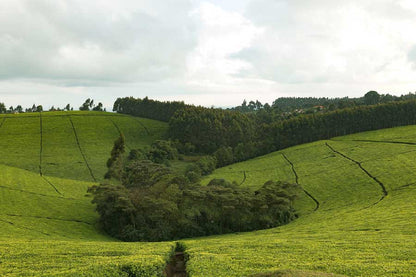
[1,0,416,109]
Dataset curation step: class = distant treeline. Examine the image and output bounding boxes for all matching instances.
[0,98,105,113]
[114,96,416,166]
[232,91,416,113]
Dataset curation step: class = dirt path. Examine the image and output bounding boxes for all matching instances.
[165,252,187,277]
[281,153,320,211]
[68,116,97,182]
[325,142,387,205]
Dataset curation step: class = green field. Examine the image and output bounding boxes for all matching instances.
[0,111,174,276]
[1,112,416,276]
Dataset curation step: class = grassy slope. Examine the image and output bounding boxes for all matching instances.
[0,112,174,276]
[189,126,416,276]
[1,112,416,276]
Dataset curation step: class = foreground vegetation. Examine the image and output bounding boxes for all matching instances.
[1,111,416,276]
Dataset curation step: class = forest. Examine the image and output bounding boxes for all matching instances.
[88,91,416,242]
[113,92,416,166]
[89,135,300,241]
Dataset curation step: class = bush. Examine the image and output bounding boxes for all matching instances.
[90,176,301,241]
[195,156,217,175]
[213,146,234,167]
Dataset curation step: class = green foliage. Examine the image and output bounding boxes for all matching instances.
[213,146,234,167]
[79,98,94,111]
[364,90,381,105]
[185,155,217,182]
[169,106,255,153]
[146,140,179,164]
[91,174,300,241]
[113,96,187,122]
[105,134,126,180]
[122,160,172,188]
[92,102,104,111]
[0,102,6,113]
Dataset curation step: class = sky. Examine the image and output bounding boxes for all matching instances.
[1,0,416,110]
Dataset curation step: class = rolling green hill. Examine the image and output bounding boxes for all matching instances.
[0,111,174,276]
[1,112,416,276]
[190,125,416,276]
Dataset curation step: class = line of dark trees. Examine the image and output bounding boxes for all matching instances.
[89,135,300,241]
[113,94,416,167]
[113,97,188,122]
[232,91,416,113]
[0,98,105,114]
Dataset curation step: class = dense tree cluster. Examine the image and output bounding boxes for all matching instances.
[112,95,416,168]
[169,99,416,164]
[266,100,416,150]
[113,97,188,122]
[90,158,300,241]
[89,136,300,241]
[80,98,104,111]
[169,106,256,153]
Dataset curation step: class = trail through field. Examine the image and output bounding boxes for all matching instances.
[39,113,62,195]
[240,171,247,185]
[134,117,151,135]
[281,153,320,211]
[165,252,187,277]
[0,117,5,130]
[325,142,388,205]
[0,218,51,236]
[349,139,416,145]
[3,214,92,225]
[108,117,131,150]
[68,116,97,182]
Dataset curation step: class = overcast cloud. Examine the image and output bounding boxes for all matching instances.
[1,0,416,109]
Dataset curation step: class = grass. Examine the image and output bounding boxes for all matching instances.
[184,125,416,276]
[0,111,168,182]
[1,112,416,276]
[0,111,174,276]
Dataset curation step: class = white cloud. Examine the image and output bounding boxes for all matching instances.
[235,0,416,86]
[1,0,416,109]
[186,2,262,84]
[0,0,197,83]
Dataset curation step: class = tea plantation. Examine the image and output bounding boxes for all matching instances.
[1,112,416,276]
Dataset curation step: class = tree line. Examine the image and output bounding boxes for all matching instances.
[0,98,105,114]
[232,91,416,113]
[113,97,188,122]
[113,95,416,167]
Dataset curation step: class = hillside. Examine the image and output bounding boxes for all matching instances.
[191,125,416,276]
[0,111,174,276]
[0,111,167,182]
[1,112,416,276]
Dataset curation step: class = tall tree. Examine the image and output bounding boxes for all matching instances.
[80,98,92,111]
[364,91,381,105]
[105,134,126,180]
[0,103,6,113]
[92,102,104,111]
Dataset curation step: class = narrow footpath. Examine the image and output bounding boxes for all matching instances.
[165,252,187,277]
